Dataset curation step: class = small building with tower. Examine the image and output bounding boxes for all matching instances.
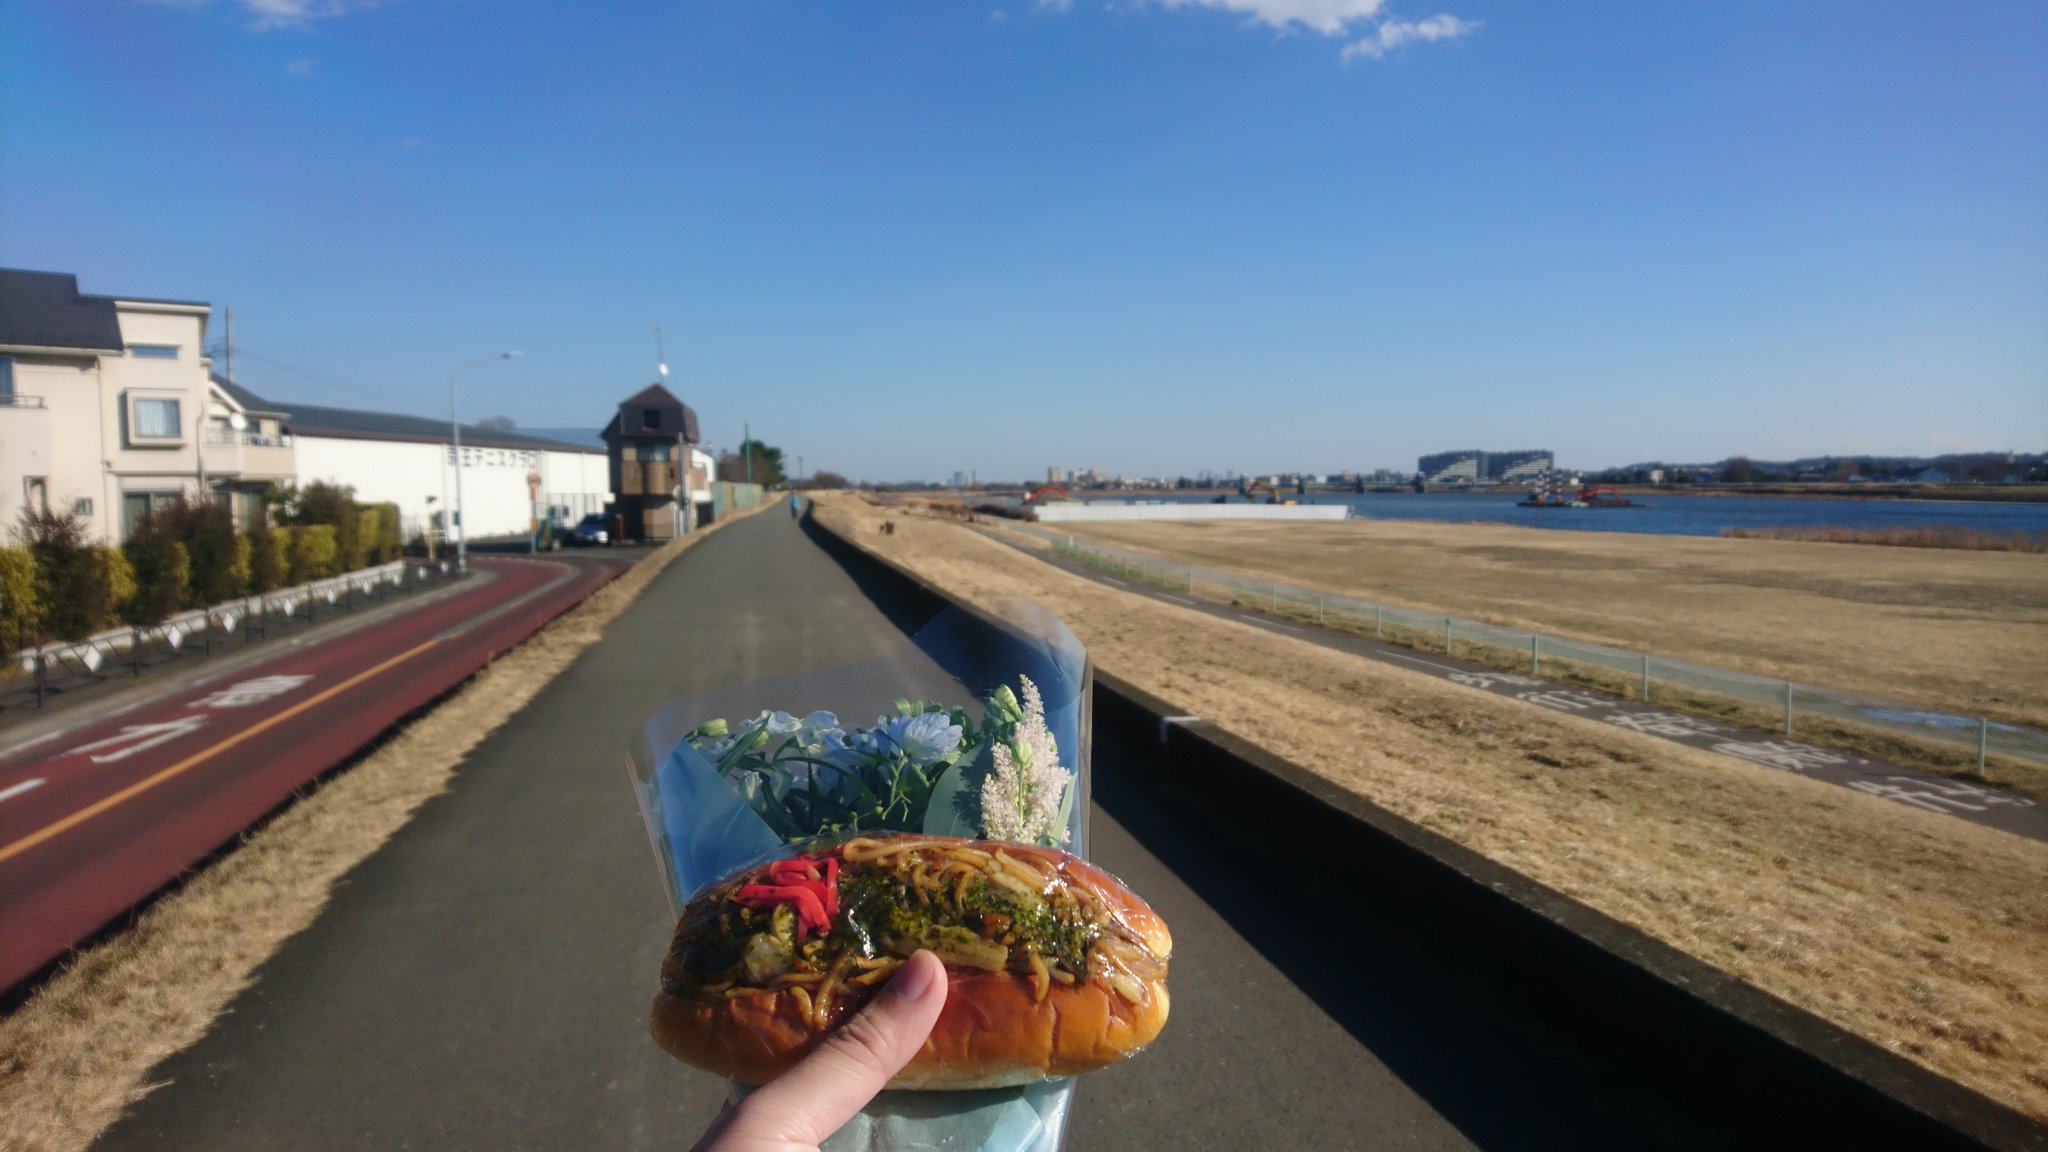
[601,383,702,541]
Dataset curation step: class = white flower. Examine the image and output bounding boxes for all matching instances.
[880,711,964,767]
[978,676,1072,845]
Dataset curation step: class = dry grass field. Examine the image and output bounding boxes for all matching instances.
[815,495,2048,1122]
[1050,517,2048,732]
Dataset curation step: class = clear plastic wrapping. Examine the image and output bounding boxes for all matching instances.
[629,602,1168,1151]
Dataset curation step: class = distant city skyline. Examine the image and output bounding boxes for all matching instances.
[4,2,2043,482]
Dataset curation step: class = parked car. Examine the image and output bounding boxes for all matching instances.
[569,514,610,546]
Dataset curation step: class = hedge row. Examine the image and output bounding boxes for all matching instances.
[3,488,406,649]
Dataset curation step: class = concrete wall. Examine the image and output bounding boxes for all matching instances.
[1034,502,1349,523]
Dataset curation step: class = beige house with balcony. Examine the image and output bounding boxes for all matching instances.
[0,268,295,544]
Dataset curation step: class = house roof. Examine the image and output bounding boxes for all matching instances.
[210,374,290,418]
[226,382,603,454]
[0,268,128,351]
[604,381,701,443]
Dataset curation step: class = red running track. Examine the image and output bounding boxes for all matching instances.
[0,555,625,992]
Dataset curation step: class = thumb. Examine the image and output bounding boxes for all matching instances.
[708,950,949,1149]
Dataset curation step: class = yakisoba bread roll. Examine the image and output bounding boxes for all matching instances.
[652,834,1171,1089]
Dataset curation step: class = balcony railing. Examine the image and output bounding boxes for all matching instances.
[202,428,294,447]
[0,394,46,409]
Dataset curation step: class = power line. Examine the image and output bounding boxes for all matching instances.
[227,344,601,430]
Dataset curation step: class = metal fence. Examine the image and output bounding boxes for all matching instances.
[1021,526,2048,768]
[5,559,462,714]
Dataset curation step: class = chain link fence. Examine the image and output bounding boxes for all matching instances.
[1022,526,2048,768]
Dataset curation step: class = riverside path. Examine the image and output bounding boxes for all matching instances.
[89,512,1773,1151]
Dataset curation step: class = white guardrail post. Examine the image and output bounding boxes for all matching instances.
[9,560,409,708]
[1641,655,1651,703]
[1784,683,1794,736]
[1531,635,1540,674]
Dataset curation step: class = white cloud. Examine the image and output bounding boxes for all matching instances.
[138,0,391,30]
[242,0,380,28]
[284,57,317,77]
[1341,13,1480,60]
[1152,0,1386,36]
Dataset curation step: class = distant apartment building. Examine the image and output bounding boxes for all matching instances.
[1417,449,1554,485]
[1048,466,1065,484]
[0,268,296,544]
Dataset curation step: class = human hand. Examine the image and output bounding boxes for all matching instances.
[690,950,949,1152]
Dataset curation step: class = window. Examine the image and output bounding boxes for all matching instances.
[642,443,671,461]
[72,497,93,518]
[0,357,12,401]
[129,345,179,359]
[122,491,180,538]
[132,396,182,439]
[24,478,47,514]
[642,409,662,430]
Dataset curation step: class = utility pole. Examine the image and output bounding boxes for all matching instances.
[798,455,804,487]
[745,421,753,485]
[198,305,232,503]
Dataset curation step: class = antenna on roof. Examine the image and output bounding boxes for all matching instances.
[651,323,669,378]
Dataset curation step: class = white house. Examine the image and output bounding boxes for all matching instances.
[0,268,294,544]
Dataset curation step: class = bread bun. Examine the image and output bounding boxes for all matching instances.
[651,835,1171,1088]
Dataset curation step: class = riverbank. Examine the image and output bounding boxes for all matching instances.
[1048,515,2048,733]
[813,494,2048,1121]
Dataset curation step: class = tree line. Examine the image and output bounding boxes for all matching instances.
[0,481,401,653]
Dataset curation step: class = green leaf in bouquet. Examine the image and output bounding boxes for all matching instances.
[920,762,984,838]
[1050,772,1076,848]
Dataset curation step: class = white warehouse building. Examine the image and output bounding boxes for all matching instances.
[220,380,612,543]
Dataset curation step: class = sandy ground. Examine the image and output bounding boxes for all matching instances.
[817,495,2048,1122]
[0,506,772,1152]
[1043,517,2048,731]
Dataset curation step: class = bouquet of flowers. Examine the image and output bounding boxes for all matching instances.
[686,675,1075,850]
[629,601,1098,1152]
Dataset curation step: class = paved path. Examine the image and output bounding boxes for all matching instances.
[0,555,625,992]
[1003,530,2047,842]
[90,513,1764,1151]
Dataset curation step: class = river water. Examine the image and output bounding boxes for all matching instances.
[1069,492,2048,539]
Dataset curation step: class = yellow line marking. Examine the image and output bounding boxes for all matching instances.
[0,637,442,866]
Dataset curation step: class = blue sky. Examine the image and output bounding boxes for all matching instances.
[3,1,2043,481]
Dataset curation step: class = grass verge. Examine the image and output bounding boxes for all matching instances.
[0,505,768,1152]
[815,494,2048,1122]
[1040,527,2048,803]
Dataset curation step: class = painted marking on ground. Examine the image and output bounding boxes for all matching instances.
[0,637,442,866]
[0,778,45,804]
[1157,594,1198,607]
[1381,650,1466,674]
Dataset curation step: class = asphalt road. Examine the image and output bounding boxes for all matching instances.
[90,512,1760,1151]
[0,555,625,992]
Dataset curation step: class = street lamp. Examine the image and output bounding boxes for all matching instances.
[450,351,522,573]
